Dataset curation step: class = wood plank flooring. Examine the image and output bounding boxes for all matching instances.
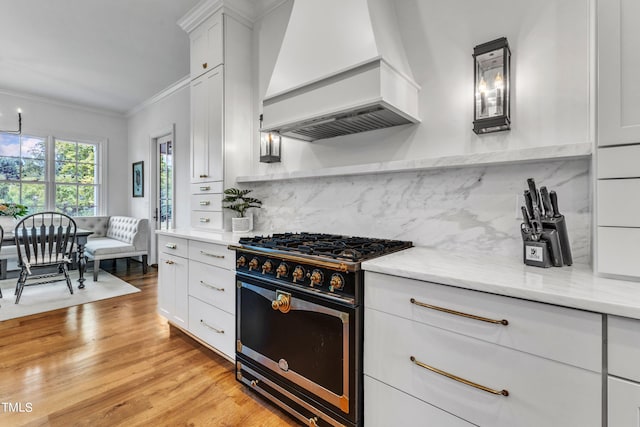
[0,260,299,427]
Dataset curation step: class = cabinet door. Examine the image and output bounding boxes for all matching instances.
[158,253,188,329]
[190,12,223,79]
[190,67,224,183]
[609,377,640,427]
[598,0,640,146]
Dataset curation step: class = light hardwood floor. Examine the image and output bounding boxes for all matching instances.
[0,260,299,426]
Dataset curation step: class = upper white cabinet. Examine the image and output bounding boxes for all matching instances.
[598,0,640,146]
[190,12,223,79]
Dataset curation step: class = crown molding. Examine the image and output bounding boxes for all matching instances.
[0,88,125,118]
[178,0,261,33]
[126,75,190,118]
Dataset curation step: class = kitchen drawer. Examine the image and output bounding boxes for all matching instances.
[609,315,640,382]
[188,260,235,314]
[364,375,473,427]
[597,227,640,277]
[190,193,222,211]
[597,179,640,226]
[365,271,601,371]
[188,239,234,270]
[364,308,601,427]
[158,235,189,258]
[190,181,223,195]
[608,376,640,427]
[598,145,640,179]
[189,296,235,360]
[190,210,223,230]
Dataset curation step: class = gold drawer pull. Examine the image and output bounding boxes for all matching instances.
[199,201,211,206]
[200,250,224,259]
[200,280,224,292]
[410,356,509,396]
[199,186,211,191]
[202,62,208,69]
[200,319,223,334]
[199,218,210,223]
[165,260,175,265]
[199,174,208,178]
[165,243,177,249]
[410,298,508,325]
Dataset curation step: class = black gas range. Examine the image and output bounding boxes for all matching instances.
[230,233,412,427]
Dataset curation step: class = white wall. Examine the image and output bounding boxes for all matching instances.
[252,0,591,175]
[126,84,191,229]
[0,91,128,215]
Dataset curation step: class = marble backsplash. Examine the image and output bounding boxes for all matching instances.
[248,158,591,264]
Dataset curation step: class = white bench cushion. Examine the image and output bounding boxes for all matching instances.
[85,237,136,256]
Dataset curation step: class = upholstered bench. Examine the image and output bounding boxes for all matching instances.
[73,216,149,281]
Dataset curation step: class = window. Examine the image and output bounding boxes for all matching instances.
[0,133,103,216]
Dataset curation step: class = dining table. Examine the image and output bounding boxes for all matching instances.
[0,228,93,288]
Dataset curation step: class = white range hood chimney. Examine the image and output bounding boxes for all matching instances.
[261,0,420,142]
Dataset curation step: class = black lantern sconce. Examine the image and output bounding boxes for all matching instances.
[473,37,511,134]
[0,108,22,134]
[259,114,281,163]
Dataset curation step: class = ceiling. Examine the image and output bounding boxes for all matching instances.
[0,0,203,115]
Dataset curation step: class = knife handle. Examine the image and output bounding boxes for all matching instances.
[540,186,553,217]
[521,206,532,228]
[527,178,540,208]
[524,190,534,218]
[550,191,561,218]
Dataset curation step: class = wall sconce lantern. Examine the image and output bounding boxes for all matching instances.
[259,114,281,163]
[0,108,22,134]
[473,37,511,134]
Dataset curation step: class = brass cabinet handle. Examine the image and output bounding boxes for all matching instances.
[200,319,223,334]
[199,201,211,206]
[164,260,175,265]
[199,218,210,223]
[410,298,508,326]
[202,62,208,69]
[165,243,177,249]
[250,379,259,387]
[410,356,509,396]
[308,417,318,426]
[200,280,224,292]
[199,186,211,191]
[200,250,224,259]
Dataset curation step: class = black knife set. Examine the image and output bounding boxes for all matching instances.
[520,178,572,268]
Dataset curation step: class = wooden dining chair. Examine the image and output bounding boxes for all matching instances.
[14,212,77,304]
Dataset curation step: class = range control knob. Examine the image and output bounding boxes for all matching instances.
[329,273,345,292]
[276,263,289,278]
[236,256,246,268]
[262,260,273,274]
[292,266,305,283]
[308,269,324,287]
[248,258,259,271]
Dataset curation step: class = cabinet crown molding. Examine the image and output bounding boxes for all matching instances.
[178,0,258,33]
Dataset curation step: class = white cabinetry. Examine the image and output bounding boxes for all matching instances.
[157,233,236,361]
[364,271,602,427]
[608,315,640,426]
[157,236,189,329]
[181,5,252,231]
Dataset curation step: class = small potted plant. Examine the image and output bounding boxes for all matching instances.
[0,202,28,231]
[222,188,262,232]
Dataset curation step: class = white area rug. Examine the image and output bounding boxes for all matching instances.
[0,270,140,321]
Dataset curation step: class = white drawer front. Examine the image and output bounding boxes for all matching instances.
[365,272,601,371]
[364,375,473,427]
[597,179,640,226]
[157,235,189,258]
[609,315,640,382]
[608,377,640,427]
[364,308,601,427]
[598,145,640,179]
[190,181,223,194]
[188,260,235,314]
[190,193,222,211]
[189,296,235,360]
[188,239,234,270]
[598,227,640,277]
[190,210,223,230]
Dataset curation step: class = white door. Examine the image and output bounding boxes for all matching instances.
[149,128,175,266]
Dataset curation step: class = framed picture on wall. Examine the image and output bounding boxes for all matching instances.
[132,161,144,197]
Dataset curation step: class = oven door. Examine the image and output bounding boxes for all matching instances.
[236,274,359,421]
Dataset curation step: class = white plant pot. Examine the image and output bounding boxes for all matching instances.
[0,216,16,233]
[232,216,252,233]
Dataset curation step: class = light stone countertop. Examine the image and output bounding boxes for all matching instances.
[155,228,270,246]
[362,246,640,320]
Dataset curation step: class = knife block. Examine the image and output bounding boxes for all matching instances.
[541,216,572,266]
[523,240,552,268]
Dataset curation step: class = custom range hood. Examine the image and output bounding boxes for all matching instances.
[261,0,420,142]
